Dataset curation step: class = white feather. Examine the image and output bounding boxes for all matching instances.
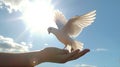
[48,10,96,52]
[54,10,67,29]
[62,10,96,37]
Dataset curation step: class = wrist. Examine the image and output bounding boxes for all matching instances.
[29,50,47,65]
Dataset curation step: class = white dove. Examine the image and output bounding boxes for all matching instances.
[48,10,96,52]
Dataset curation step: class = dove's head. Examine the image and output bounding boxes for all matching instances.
[47,27,57,34]
[48,27,53,34]
[48,27,52,34]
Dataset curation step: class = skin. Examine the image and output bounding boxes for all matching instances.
[0,47,90,67]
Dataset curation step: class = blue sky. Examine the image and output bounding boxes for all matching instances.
[0,0,120,67]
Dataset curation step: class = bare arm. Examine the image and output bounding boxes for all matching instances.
[0,47,90,67]
[0,51,41,67]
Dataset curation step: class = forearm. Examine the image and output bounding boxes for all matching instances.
[0,51,46,67]
[0,52,31,67]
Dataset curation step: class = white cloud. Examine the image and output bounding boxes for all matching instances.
[0,0,29,13]
[95,48,108,52]
[44,43,49,46]
[0,35,32,53]
[20,42,32,48]
[0,1,3,8]
[75,64,97,67]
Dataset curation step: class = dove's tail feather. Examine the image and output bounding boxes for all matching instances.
[72,40,84,51]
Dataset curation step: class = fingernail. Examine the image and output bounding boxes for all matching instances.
[85,49,90,52]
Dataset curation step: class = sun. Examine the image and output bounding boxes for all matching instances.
[21,0,56,35]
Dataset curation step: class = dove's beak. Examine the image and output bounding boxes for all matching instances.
[48,30,50,34]
[48,31,50,34]
[47,28,51,34]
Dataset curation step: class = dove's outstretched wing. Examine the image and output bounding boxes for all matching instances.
[54,10,67,29]
[62,10,96,37]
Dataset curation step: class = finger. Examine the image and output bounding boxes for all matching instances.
[60,49,80,63]
[79,49,90,56]
[67,49,80,57]
[69,49,90,61]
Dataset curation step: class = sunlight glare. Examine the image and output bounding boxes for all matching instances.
[22,0,56,35]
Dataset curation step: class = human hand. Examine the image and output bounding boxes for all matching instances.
[0,47,89,67]
[41,47,90,63]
